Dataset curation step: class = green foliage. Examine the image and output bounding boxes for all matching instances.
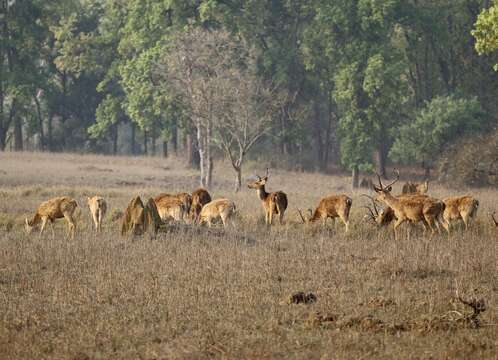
[390,96,488,166]
[472,1,498,70]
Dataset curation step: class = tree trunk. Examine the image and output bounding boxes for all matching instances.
[34,95,45,151]
[207,156,214,189]
[0,127,6,151]
[112,123,118,155]
[162,140,168,158]
[196,122,207,187]
[151,132,156,156]
[171,120,178,154]
[143,129,148,155]
[234,165,242,192]
[186,132,194,166]
[130,122,136,155]
[13,116,23,151]
[47,113,54,152]
[351,166,359,190]
[313,101,324,171]
[375,140,387,178]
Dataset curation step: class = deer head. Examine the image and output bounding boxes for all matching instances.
[296,208,313,223]
[247,168,270,189]
[373,170,400,202]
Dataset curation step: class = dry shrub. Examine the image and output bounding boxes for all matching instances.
[282,292,317,305]
[305,312,338,328]
[0,212,15,232]
[438,128,498,187]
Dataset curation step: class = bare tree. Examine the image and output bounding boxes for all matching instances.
[159,28,280,190]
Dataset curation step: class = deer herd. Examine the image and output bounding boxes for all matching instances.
[23,168,497,239]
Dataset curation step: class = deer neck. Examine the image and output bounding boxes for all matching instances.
[28,213,41,226]
[380,192,402,211]
[257,186,269,202]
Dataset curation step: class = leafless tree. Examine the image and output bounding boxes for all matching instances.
[159,27,281,190]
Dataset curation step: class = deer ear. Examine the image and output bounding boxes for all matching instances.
[25,218,29,226]
[262,176,268,181]
[373,185,381,193]
[386,186,392,192]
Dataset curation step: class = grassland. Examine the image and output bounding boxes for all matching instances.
[0,151,497,359]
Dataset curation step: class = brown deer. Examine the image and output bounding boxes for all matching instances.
[87,196,107,232]
[247,168,288,225]
[401,180,429,194]
[25,197,78,238]
[121,196,146,236]
[154,196,186,223]
[297,194,352,233]
[440,196,479,234]
[191,188,212,221]
[154,192,192,218]
[198,198,236,227]
[373,171,445,239]
[121,196,162,236]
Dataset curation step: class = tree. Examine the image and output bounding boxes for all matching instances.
[213,59,281,192]
[472,1,498,70]
[389,96,488,176]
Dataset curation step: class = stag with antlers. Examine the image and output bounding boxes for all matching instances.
[372,170,445,239]
[248,168,288,225]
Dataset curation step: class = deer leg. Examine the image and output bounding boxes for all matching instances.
[98,210,103,232]
[442,218,450,235]
[461,213,470,230]
[268,209,274,226]
[64,214,76,239]
[338,214,349,233]
[393,218,405,240]
[279,210,285,225]
[39,217,48,236]
[220,213,227,228]
[92,211,99,232]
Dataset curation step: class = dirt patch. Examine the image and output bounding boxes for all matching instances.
[78,165,113,173]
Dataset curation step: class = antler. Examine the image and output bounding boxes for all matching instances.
[360,194,379,216]
[265,167,270,178]
[376,169,400,191]
[491,212,498,227]
[296,209,306,223]
[361,206,376,222]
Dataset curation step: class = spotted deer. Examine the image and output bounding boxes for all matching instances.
[198,198,236,228]
[297,194,352,233]
[25,197,78,238]
[154,192,192,220]
[190,188,212,222]
[87,196,107,232]
[373,171,445,239]
[401,180,429,194]
[247,168,288,225]
[440,196,479,234]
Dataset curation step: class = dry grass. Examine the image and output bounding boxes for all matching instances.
[1,151,498,359]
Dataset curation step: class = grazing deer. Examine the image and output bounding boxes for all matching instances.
[198,198,236,228]
[373,171,445,239]
[441,196,479,234]
[121,196,146,236]
[401,180,429,194]
[143,198,162,236]
[154,195,186,222]
[491,212,498,228]
[247,168,288,225]
[154,192,192,218]
[191,188,212,221]
[297,194,352,233]
[121,196,162,236]
[87,196,107,232]
[25,197,78,238]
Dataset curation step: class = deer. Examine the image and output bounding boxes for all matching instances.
[401,180,429,194]
[373,171,445,239]
[198,198,236,228]
[121,196,146,236]
[121,196,162,236]
[87,196,107,232]
[154,192,192,219]
[247,168,288,225]
[440,196,479,234]
[154,195,186,223]
[297,194,352,233]
[25,197,78,238]
[190,188,212,222]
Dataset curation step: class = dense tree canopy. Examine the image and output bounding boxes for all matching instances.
[1,0,497,187]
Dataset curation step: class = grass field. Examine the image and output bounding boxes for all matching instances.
[1,151,497,359]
